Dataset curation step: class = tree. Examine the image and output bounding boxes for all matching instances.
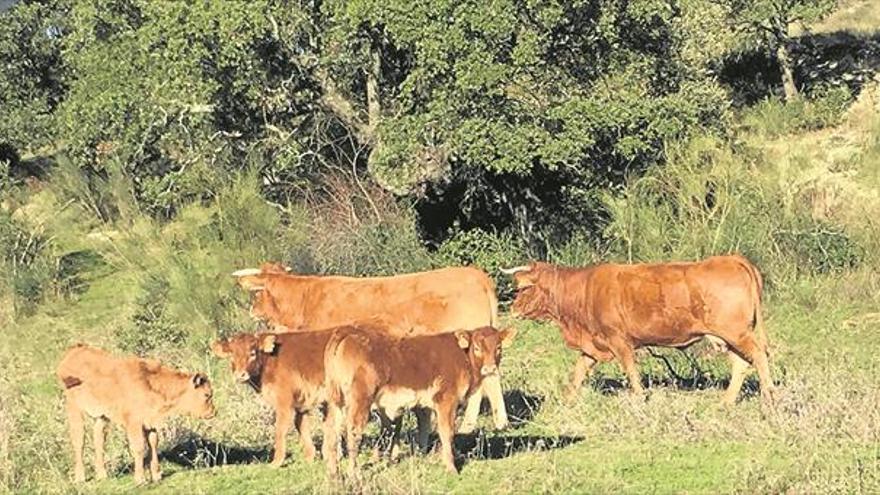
[719,0,837,101]
[4,0,729,246]
[300,0,729,245]
[0,0,69,158]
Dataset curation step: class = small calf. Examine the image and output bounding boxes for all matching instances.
[57,344,215,484]
[323,326,516,474]
[211,330,331,466]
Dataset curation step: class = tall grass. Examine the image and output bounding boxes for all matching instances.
[602,134,874,289]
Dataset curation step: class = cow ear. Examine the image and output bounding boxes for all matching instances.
[192,373,209,388]
[454,331,470,349]
[500,327,518,348]
[236,274,266,292]
[260,334,277,353]
[211,340,230,358]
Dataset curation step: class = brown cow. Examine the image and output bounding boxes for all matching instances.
[503,254,773,404]
[231,264,507,433]
[323,326,516,474]
[57,345,215,484]
[211,330,332,467]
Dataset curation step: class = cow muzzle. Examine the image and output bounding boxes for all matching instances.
[480,365,498,376]
[203,406,217,419]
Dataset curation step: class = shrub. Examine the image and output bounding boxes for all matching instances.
[737,84,854,138]
[0,211,55,315]
[435,228,529,301]
[304,174,433,276]
[774,221,863,275]
[115,272,186,355]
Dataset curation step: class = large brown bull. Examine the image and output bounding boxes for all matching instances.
[503,254,773,404]
[231,264,506,432]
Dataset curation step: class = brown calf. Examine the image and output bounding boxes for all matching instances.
[211,330,331,466]
[323,326,516,474]
[504,254,773,404]
[57,345,215,484]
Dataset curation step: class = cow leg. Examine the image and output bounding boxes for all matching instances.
[294,410,316,462]
[434,400,458,473]
[565,354,597,401]
[344,383,372,472]
[607,337,644,395]
[147,429,161,482]
[728,333,775,403]
[458,385,483,434]
[93,416,109,480]
[65,399,86,483]
[483,374,509,430]
[125,423,147,485]
[722,351,750,405]
[322,402,343,475]
[271,404,293,467]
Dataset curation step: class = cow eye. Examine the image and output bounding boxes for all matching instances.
[473,347,482,356]
[249,349,257,357]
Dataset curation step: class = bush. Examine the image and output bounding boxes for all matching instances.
[737,85,854,138]
[304,175,433,276]
[435,228,529,301]
[774,221,863,275]
[0,211,55,315]
[116,273,186,355]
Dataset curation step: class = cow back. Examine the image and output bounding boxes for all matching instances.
[260,266,497,336]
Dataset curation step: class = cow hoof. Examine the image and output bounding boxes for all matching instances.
[95,469,108,481]
[270,459,284,468]
[493,419,509,431]
[73,472,86,484]
[151,471,162,482]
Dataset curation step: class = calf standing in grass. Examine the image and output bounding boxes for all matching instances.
[323,326,516,474]
[57,344,215,484]
[211,330,331,466]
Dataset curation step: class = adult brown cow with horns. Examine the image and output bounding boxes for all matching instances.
[230,263,508,433]
[502,254,774,404]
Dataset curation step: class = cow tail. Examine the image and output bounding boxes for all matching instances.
[323,333,345,409]
[738,256,768,354]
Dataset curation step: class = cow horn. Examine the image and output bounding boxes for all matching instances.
[231,268,262,277]
[500,265,530,275]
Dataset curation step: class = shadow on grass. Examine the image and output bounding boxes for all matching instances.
[463,389,545,429]
[160,435,270,468]
[454,432,584,463]
[592,375,761,398]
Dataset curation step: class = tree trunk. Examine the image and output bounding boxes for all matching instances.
[365,45,381,138]
[776,42,799,101]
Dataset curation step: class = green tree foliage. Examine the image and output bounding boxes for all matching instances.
[719,0,837,100]
[0,0,69,158]
[1,0,793,244]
